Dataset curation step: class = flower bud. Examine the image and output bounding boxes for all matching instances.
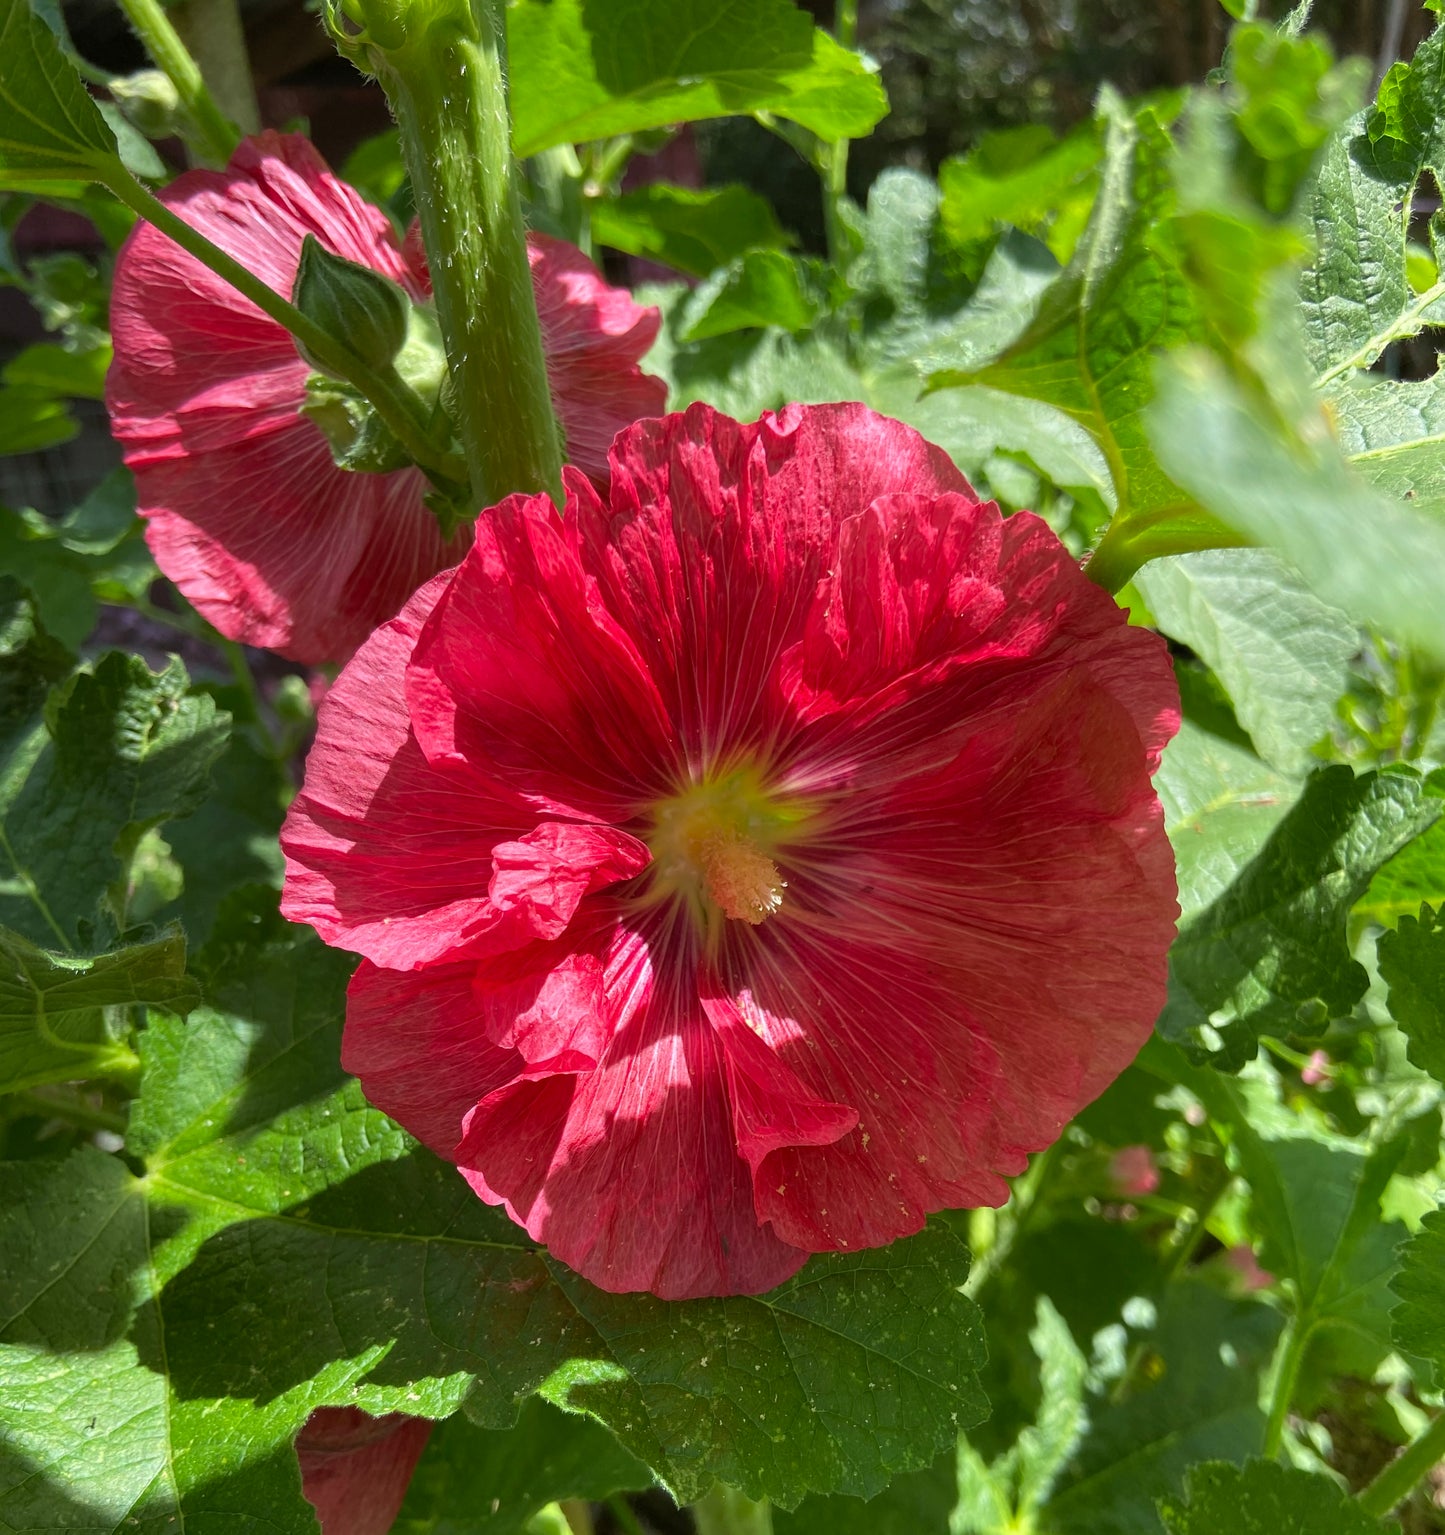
[107,69,183,139]
[292,234,409,376]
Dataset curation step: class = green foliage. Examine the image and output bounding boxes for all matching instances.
[1157,1459,1398,1534]
[1393,1209,1445,1380]
[506,0,887,157]
[678,249,823,340]
[396,1398,653,1533]
[1377,904,1445,1084]
[1162,767,1438,1067]
[0,925,193,1093]
[0,0,121,183]
[1135,549,1357,774]
[590,184,790,278]
[0,643,228,950]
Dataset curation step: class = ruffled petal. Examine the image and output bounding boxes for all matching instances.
[281,575,533,967]
[455,906,809,1298]
[406,485,678,820]
[343,959,521,1157]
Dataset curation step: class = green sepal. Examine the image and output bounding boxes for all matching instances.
[291,233,409,375]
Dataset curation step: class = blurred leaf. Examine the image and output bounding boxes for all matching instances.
[1378,903,1445,1085]
[1046,1281,1282,1534]
[1134,549,1357,774]
[507,0,886,156]
[938,122,1100,254]
[0,505,94,648]
[678,249,822,340]
[0,649,228,949]
[0,0,121,182]
[0,385,76,455]
[395,1398,652,1534]
[1160,765,1439,1068]
[0,924,193,1093]
[1157,1459,1397,1534]
[1149,345,1445,661]
[1393,1208,1445,1381]
[1155,719,1297,924]
[0,339,109,399]
[590,183,789,278]
[772,1455,955,1535]
[1359,773,1445,929]
[953,1298,1087,1533]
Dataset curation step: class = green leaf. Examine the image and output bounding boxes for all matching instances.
[1045,1281,1283,1534]
[1155,719,1298,924]
[929,96,1205,536]
[1160,765,1440,1068]
[1134,549,1357,774]
[0,505,94,647]
[938,122,1100,252]
[1157,1459,1399,1535]
[1150,342,1445,660]
[395,1398,652,1534]
[1378,903,1445,1085]
[0,384,76,455]
[1,905,989,1519]
[590,183,789,279]
[953,1297,1088,1532]
[507,0,887,157]
[0,924,194,1093]
[678,249,822,340]
[1358,773,1445,928]
[772,1456,955,1535]
[0,339,109,398]
[1393,1208,1445,1377]
[0,0,121,180]
[0,649,228,950]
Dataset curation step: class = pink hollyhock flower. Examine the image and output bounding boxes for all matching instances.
[107,131,665,665]
[1221,1244,1275,1293]
[295,1407,431,1535]
[1108,1144,1161,1198]
[280,402,1181,1299]
[1301,1048,1331,1086]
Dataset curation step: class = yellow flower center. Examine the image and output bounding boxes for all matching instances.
[647,767,804,929]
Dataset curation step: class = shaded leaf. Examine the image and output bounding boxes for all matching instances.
[678,249,822,340]
[1157,1459,1398,1535]
[590,183,789,279]
[0,924,194,1094]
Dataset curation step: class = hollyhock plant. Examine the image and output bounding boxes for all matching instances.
[294,1407,432,1534]
[106,131,665,665]
[280,401,1180,1300]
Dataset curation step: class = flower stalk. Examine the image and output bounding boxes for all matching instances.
[328,0,564,507]
[1357,1409,1445,1519]
[114,0,242,165]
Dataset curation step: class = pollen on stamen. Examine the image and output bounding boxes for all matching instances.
[699,829,786,925]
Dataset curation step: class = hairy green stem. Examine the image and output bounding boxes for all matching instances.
[693,1484,774,1535]
[1358,1409,1445,1518]
[114,0,241,165]
[99,168,467,491]
[341,0,563,507]
[1262,1313,1314,1458]
[1085,513,1250,593]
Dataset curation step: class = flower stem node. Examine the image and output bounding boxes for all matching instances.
[293,234,410,376]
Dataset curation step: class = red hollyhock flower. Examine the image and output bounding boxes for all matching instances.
[106,131,665,664]
[281,402,1180,1300]
[295,1407,431,1535]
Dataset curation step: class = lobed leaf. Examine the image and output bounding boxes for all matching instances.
[1378,903,1445,1085]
